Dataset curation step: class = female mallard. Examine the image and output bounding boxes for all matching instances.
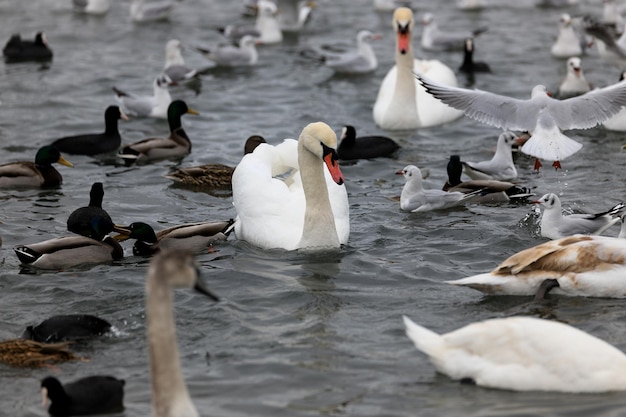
[115,220,234,256]
[67,182,114,238]
[145,250,218,417]
[50,106,128,156]
[41,376,125,416]
[0,146,73,188]
[0,339,80,368]
[118,100,198,164]
[14,216,127,270]
[165,135,266,190]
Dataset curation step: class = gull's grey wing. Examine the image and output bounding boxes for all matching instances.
[416,74,539,131]
[547,81,626,130]
[213,47,251,65]
[325,52,370,73]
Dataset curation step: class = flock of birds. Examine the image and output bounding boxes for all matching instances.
[3,0,626,415]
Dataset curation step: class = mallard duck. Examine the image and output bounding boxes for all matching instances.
[0,146,73,188]
[115,219,234,256]
[165,135,266,189]
[67,182,113,238]
[3,32,52,62]
[0,339,81,368]
[22,314,111,343]
[50,106,128,156]
[118,100,198,164]
[41,376,124,416]
[14,216,126,270]
[442,155,532,203]
[146,250,218,417]
[337,125,399,160]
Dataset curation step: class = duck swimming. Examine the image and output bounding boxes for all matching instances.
[0,146,73,188]
[50,106,128,156]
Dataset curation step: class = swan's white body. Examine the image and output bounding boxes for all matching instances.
[373,7,462,131]
[403,315,626,392]
[446,235,626,297]
[232,122,349,251]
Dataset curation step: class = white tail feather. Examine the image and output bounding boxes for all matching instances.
[521,130,583,161]
[402,315,444,357]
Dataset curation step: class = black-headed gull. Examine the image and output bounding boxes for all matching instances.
[220,1,282,44]
[461,131,519,181]
[403,313,626,392]
[113,76,171,119]
[558,57,592,98]
[446,234,626,297]
[161,40,198,85]
[73,0,110,15]
[397,165,479,212]
[197,36,259,67]
[550,14,586,58]
[459,37,491,74]
[420,12,487,52]
[130,0,174,23]
[534,193,625,239]
[416,73,626,169]
[443,155,531,203]
[337,125,399,160]
[318,30,381,75]
[276,0,315,32]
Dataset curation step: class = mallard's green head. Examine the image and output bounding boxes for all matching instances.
[35,146,73,168]
[114,222,158,244]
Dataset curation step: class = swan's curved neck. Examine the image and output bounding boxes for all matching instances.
[147,277,197,417]
[393,32,418,118]
[297,139,340,249]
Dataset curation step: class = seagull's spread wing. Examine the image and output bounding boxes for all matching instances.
[416,73,538,131]
[548,81,626,130]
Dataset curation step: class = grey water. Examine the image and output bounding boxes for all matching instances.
[1,0,626,416]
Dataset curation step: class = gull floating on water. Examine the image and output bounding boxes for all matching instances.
[416,72,626,169]
[309,30,380,75]
[533,193,625,240]
[558,57,592,98]
[130,0,174,23]
[397,165,479,213]
[197,35,259,67]
[420,12,487,52]
[551,14,586,58]
[219,0,282,44]
[461,131,519,181]
[113,76,171,119]
[161,39,198,85]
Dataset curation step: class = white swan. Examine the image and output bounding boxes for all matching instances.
[403,315,626,392]
[446,235,626,297]
[232,122,349,251]
[373,7,462,130]
[146,250,219,417]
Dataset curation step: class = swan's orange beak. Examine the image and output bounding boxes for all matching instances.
[398,31,410,55]
[322,144,344,185]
